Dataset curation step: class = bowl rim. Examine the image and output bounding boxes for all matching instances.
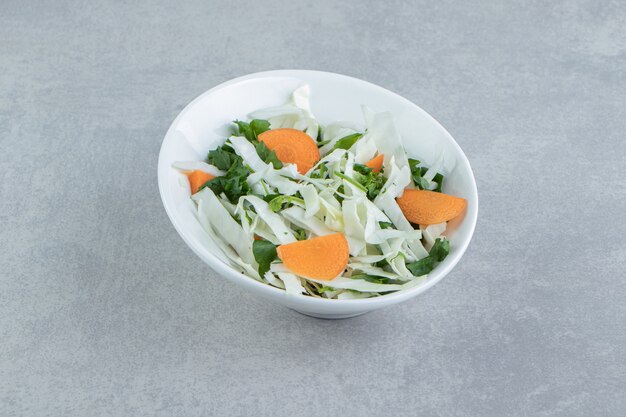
[158,69,478,307]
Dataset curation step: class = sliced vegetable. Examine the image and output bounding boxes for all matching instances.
[364,153,384,173]
[396,189,467,225]
[186,170,215,194]
[333,133,363,150]
[258,128,321,174]
[234,119,271,141]
[277,233,349,280]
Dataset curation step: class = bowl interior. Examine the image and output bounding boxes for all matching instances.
[158,70,477,309]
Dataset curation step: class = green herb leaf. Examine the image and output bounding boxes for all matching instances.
[408,158,421,172]
[252,239,277,277]
[378,221,393,229]
[335,185,345,204]
[205,142,250,203]
[293,228,307,241]
[333,133,363,150]
[202,146,252,203]
[268,195,305,212]
[429,237,450,262]
[234,119,270,142]
[353,163,386,200]
[208,144,240,171]
[335,171,368,192]
[374,258,389,268]
[353,163,372,175]
[201,164,251,203]
[408,157,445,192]
[250,119,271,137]
[310,162,329,179]
[233,119,283,168]
[408,158,427,190]
[234,120,251,140]
[406,237,450,276]
[260,194,281,203]
[416,176,430,190]
[433,173,444,192]
[255,141,283,169]
[406,256,436,276]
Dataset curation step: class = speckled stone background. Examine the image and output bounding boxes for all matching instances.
[1,0,625,416]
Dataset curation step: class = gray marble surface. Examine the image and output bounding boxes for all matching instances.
[1,0,625,416]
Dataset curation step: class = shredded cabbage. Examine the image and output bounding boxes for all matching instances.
[277,272,306,295]
[299,184,320,219]
[193,187,256,267]
[239,196,296,244]
[177,85,454,299]
[249,85,319,139]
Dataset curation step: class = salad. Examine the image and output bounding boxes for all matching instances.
[173,86,467,299]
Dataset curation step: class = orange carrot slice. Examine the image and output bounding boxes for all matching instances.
[365,154,384,173]
[276,233,349,280]
[186,170,214,194]
[396,189,467,225]
[258,128,320,174]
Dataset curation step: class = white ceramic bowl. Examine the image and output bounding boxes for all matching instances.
[158,70,478,319]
